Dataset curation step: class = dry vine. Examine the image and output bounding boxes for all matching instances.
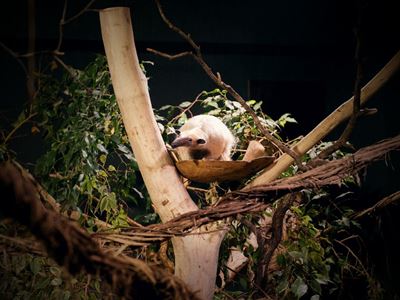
[0,134,398,298]
[5,135,397,250]
[99,135,400,247]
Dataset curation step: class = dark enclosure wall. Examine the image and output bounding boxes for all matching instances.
[1,0,399,297]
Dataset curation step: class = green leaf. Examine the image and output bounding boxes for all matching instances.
[50,277,62,286]
[207,109,221,115]
[99,154,107,164]
[97,170,107,177]
[117,144,130,154]
[178,113,188,125]
[14,255,27,274]
[310,279,322,294]
[179,101,192,108]
[159,104,172,111]
[49,266,61,277]
[96,143,108,154]
[206,101,219,109]
[239,277,248,290]
[253,101,263,111]
[278,113,297,127]
[224,100,234,110]
[277,278,289,294]
[99,192,117,212]
[108,165,116,172]
[62,290,71,300]
[291,277,308,298]
[246,100,256,105]
[29,257,42,275]
[94,279,101,292]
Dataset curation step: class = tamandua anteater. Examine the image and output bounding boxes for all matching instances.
[171,115,235,161]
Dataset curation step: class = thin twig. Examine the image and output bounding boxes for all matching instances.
[334,238,371,280]
[152,0,305,169]
[147,48,192,60]
[169,90,206,124]
[63,0,97,24]
[0,42,29,76]
[2,112,37,145]
[315,13,363,159]
[353,191,400,218]
[53,55,77,78]
[56,0,68,52]
[27,0,36,103]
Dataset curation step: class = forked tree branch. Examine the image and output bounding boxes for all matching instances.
[151,0,305,169]
[56,0,98,53]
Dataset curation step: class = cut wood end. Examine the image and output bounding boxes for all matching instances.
[100,7,130,13]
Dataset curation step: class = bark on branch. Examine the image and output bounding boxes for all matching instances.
[0,162,197,300]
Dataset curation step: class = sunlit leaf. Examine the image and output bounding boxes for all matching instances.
[99,154,107,164]
[96,143,108,154]
[179,101,192,108]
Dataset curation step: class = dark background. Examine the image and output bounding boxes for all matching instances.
[1,0,399,298]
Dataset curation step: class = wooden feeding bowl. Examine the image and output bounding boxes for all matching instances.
[174,156,275,183]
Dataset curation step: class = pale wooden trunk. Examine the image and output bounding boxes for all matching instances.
[99,7,223,299]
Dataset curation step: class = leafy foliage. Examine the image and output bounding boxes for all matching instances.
[0,252,105,300]
[0,223,108,300]
[271,191,359,299]
[33,56,152,226]
[0,55,382,300]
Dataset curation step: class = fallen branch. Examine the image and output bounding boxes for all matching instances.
[0,162,198,300]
